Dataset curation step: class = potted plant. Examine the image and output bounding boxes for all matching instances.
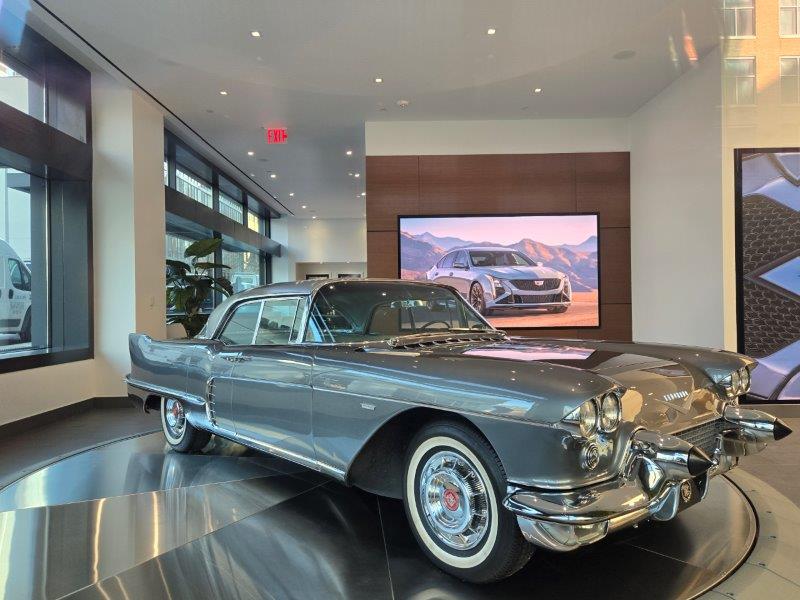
[166,238,233,337]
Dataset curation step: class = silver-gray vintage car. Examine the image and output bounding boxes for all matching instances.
[126,279,791,583]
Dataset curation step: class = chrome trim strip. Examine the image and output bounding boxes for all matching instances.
[236,434,346,480]
[125,377,204,406]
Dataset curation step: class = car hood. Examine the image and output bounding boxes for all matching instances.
[446,338,752,432]
[339,337,752,432]
[474,265,563,279]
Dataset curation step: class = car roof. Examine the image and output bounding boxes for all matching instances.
[198,278,451,338]
[450,246,522,253]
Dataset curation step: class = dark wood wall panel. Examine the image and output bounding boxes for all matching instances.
[366,152,631,341]
[365,156,420,231]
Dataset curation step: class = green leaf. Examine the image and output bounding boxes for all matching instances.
[194,262,231,271]
[184,238,222,259]
[166,259,191,274]
[213,277,234,296]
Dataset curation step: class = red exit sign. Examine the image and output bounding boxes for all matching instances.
[266,128,288,144]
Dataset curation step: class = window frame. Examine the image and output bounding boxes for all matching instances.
[780,56,800,104]
[724,56,757,106]
[780,0,800,38]
[723,0,755,38]
[214,295,309,346]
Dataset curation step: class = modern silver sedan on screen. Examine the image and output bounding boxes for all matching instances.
[127,279,791,583]
[425,247,571,315]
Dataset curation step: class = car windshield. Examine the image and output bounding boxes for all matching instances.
[305,281,492,343]
[469,251,534,267]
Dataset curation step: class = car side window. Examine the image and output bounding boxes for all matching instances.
[453,251,467,267]
[440,252,455,269]
[7,259,30,291]
[254,297,302,345]
[218,301,262,345]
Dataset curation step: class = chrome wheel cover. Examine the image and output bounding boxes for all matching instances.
[469,285,484,311]
[418,450,490,551]
[164,398,186,439]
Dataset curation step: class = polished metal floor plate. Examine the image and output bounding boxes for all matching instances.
[0,432,758,600]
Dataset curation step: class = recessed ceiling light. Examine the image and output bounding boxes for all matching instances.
[361,192,366,196]
[348,172,353,176]
[249,173,255,177]
[533,88,542,94]
[312,215,317,219]
[289,192,294,197]
[250,30,261,37]
[354,173,361,178]
[269,173,277,179]
[374,76,383,83]
[396,99,410,108]
[247,151,255,156]
[346,149,353,156]
[219,90,228,95]
[301,204,307,209]
[487,28,496,35]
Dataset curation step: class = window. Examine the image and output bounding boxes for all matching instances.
[723,0,755,37]
[254,298,301,345]
[724,57,756,105]
[247,210,265,234]
[469,250,534,267]
[453,251,468,267]
[222,245,262,293]
[0,57,44,121]
[175,168,212,207]
[305,281,487,343]
[440,253,455,269]
[218,301,261,345]
[782,0,800,36]
[8,259,30,291]
[781,57,800,103]
[219,192,244,222]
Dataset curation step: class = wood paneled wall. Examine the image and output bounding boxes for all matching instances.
[365,152,632,341]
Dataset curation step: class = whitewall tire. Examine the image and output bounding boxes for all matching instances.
[160,397,210,453]
[403,421,533,583]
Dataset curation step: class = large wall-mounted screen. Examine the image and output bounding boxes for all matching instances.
[737,150,800,404]
[398,214,600,329]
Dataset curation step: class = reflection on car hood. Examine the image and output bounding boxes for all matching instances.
[474,265,562,279]
[415,337,753,433]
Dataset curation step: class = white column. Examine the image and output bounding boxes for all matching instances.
[92,74,166,395]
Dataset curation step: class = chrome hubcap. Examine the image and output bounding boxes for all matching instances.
[418,450,489,550]
[164,398,185,437]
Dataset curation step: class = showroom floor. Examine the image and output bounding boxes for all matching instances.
[0,406,797,599]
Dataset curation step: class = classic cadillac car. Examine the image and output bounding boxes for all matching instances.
[425,246,571,315]
[127,279,791,583]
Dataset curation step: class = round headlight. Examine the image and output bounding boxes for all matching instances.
[739,368,751,394]
[579,400,598,437]
[730,370,741,396]
[600,392,621,432]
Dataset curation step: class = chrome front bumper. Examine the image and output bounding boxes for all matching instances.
[504,406,791,552]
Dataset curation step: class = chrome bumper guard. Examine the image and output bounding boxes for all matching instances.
[504,406,791,552]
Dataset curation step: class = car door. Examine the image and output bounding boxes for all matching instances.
[0,253,9,333]
[450,250,472,295]
[226,296,314,460]
[430,252,455,286]
[5,258,29,334]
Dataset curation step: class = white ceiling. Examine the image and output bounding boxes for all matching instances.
[28,0,720,219]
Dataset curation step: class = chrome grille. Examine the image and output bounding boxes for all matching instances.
[675,418,727,457]
[205,377,217,425]
[511,278,561,291]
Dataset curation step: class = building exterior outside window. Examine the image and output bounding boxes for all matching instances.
[781,0,800,36]
[781,56,800,102]
[219,192,244,222]
[247,209,265,234]
[724,0,755,37]
[175,168,212,207]
[724,57,757,105]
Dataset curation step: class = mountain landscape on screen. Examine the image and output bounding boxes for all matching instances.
[400,232,599,291]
